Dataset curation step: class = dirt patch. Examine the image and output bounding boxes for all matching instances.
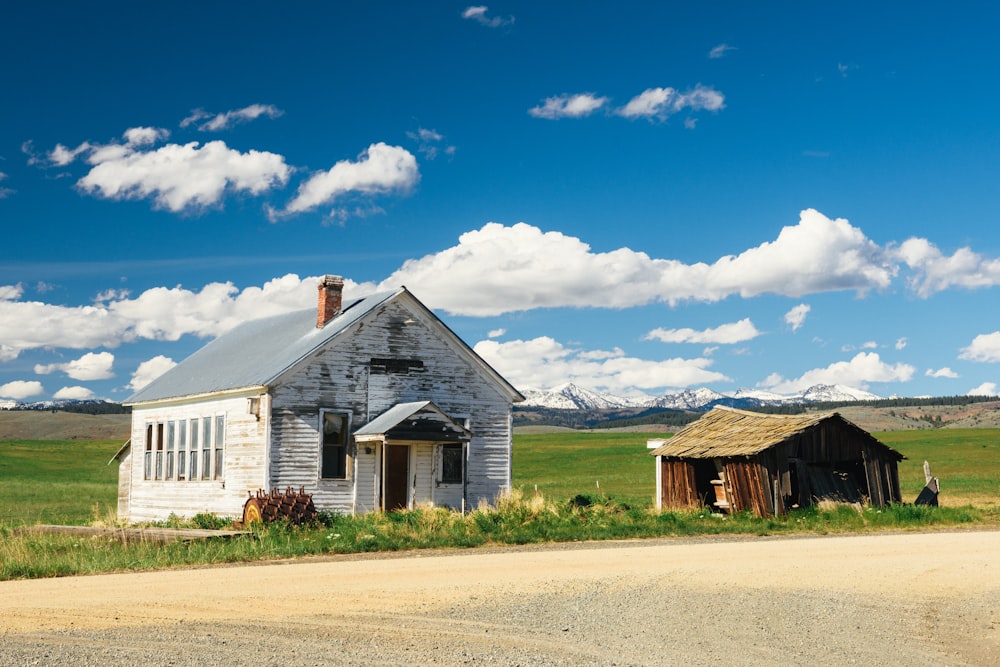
[1,531,997,665]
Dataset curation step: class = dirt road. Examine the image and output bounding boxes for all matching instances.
[1,530,998,665]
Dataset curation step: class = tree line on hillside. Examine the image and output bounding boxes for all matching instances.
[514,407,698,430]
[755,394,999,414]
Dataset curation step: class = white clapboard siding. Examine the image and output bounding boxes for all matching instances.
[124,392,267,522]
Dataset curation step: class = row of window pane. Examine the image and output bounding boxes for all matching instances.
[144,415,225,481]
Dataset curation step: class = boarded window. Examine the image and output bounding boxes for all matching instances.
[321,411,350,479]
[440,444,463,484]
[369,357,424,374]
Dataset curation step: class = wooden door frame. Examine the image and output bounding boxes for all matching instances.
[381,443,410,511]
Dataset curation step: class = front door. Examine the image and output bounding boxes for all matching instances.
[384,445,409,511]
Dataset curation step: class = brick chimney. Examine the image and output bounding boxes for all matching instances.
[317,275,344,327]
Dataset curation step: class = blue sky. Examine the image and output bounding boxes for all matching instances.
[2,1,1000,403]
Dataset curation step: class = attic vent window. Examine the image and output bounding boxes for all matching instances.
[369,357,424,375]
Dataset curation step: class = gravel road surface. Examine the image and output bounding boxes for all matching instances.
[1,530,998,666]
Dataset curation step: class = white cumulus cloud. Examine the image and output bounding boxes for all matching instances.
[374,209,895,316]
[959,331,1000,362]
[759,352,915,394]
[128,355,178,392]
[0,284,23,301]
[645,318,760,344]
[282,143,419,216]
[474,336,729,394]
[47,142,92,166]
[784,304,810,331]
[0,380,44,399]
[894,237,1000,296]
[34,351,115,380]
[967,382,998,396]
[0,274,333,360]
[54,386,96,400]
[616,85,725,120]
[926,367,958,379]
[77,134,290,213]
[528,93,608,119]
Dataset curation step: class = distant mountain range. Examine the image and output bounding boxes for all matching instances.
[2,384,879,415]
[517,383,881,411]
[0,398,127,413]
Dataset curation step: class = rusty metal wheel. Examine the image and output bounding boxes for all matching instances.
[242,496,264,525]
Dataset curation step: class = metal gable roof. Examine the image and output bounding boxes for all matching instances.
[124,289,403,404]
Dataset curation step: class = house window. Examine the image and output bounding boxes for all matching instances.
[177,419,187,480]
[214,414,225,478]
[201,416,212,480]
[440,444,463,484]
[141,415,224,483]
[189,418,199,480]
[321,410,351,479]
[166,421,176,479]
[144,423,153,480]
[154,423,164,480]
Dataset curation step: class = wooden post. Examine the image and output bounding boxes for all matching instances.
[915,460,940,506]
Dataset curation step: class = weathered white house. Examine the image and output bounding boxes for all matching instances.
[117,275,523,522]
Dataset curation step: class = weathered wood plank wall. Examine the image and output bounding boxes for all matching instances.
[270,298,512,514]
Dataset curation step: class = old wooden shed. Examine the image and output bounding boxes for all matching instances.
[118,275,523,522]
[650,406,903,517]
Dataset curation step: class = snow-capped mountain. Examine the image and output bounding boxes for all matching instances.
[0,398,120,411]
[649,388,727,410]
[517,383,883,410]
[799,384,881,403]
[729,387,790,404]
[519,383,648,410]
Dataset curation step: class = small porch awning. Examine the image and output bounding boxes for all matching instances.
[354,401,471,443]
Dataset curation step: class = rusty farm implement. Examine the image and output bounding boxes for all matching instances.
[240,487,318,525]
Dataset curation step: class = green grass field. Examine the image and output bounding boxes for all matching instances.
[0,430,996,580]
[513,429,1000,508]
[512,431,656,504]
[876,429,1000,508]
[1,429,997,525]
[0,440,120,525]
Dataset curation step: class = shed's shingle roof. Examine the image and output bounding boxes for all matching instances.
[125,289,402,404]
[649,405,893,458]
